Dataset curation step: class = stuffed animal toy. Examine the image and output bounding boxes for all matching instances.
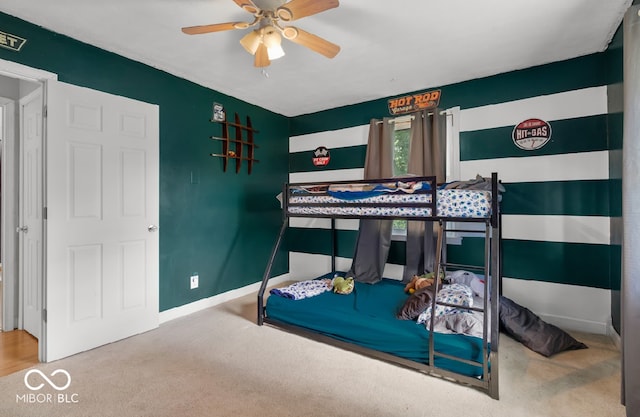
[332,276,354,295]
[404,272,442,294]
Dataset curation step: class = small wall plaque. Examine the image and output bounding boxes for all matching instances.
[312,146,330,166]
[212,102,225,122]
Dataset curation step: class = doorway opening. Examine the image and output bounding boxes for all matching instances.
[0,57,160,365]
[0,73,44,374]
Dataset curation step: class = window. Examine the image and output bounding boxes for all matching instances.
[390,108,461,240]
[392,117,411,177]
[391,116,412,236]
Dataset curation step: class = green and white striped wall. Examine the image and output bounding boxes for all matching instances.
[459,86,613,334]
[287,53,620,335]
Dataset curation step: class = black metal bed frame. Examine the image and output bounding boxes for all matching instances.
[257,173,501,399]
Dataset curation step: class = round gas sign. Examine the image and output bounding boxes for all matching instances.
[512,118,552,150]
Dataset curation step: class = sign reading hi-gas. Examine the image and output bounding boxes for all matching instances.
[0,30,27,52]
[512,118,552,150]
[388,89,441,115]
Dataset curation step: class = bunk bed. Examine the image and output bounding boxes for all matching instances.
[257,173,502,399]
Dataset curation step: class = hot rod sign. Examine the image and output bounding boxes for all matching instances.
[512,118,552,150]
[388,89,441,115]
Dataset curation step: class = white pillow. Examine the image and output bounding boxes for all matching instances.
[417,283,473,324]
[448,270,485,298]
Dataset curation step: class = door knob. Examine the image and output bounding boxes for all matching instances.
[16,225,29,233]
[148,225,158,232]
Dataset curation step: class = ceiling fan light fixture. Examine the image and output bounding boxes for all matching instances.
[267,43,285,60]
[239,29,261,55]
[262,26,285,60]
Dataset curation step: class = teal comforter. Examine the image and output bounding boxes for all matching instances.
[266,276,485,377]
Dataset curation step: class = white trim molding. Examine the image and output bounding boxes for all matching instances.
[0,58,58,82]
[159,273,292,324]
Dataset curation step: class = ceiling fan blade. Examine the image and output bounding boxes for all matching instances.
[283,27,340,58]
[254,43,271,67]
[232,0,259,15]
[181,22,247,35]
[276,0,339,22]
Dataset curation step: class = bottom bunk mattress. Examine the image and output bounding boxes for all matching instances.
[265,276,486,377]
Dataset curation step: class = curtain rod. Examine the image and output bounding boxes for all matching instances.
[375,114,417,125]
[375,111,438,124]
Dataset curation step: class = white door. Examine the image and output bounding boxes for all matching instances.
[44,80,159,362]
[1,97,18,332]
[19,88,44,339]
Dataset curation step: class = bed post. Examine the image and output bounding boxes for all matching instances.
[490,173,499,229]
[488,172,501,399]
[331,218,337,274]
[257,219,289,326]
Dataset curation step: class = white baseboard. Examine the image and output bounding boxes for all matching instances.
[607,319,622,350]
[159,273,291,324]
[502,278,611,335]
[537,312,608,335]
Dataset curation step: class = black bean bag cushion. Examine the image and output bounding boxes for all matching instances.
[396,287,433,320]
[499,296,588,357]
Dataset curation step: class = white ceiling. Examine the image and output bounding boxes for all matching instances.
[0,0,632,117]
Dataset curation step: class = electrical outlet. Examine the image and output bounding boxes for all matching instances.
[190,274,199,289]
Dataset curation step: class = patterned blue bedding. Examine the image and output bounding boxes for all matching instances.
[287,189,491,218]
[437,189,491,217]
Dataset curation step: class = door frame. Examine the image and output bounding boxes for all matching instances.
[0,59,56,357]
[1,95,16,331]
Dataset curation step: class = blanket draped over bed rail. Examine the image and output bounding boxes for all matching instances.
[257,173,502,399]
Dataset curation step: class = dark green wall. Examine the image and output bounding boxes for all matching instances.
[0,12,290,311]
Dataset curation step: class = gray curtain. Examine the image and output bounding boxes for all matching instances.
[403,110,446,282]
[347,117,394,283]
[622,5,639,416]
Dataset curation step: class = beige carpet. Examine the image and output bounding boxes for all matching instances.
[0,291,626,417]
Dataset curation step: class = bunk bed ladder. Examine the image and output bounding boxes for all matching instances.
[428,215,499,399]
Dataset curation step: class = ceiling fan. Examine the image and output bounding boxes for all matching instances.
[181,0,341,67]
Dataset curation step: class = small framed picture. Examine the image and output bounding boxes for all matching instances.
[212,102,225,122]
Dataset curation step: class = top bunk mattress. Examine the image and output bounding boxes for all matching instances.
[285,176,493,219]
